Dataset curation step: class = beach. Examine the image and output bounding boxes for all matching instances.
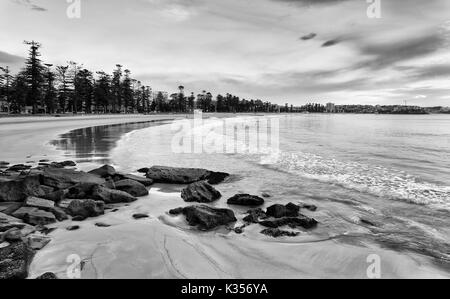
[1,114,449,279]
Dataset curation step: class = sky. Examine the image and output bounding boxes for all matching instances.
[1,0,450,106]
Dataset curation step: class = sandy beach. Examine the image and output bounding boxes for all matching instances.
[1,114,448,279]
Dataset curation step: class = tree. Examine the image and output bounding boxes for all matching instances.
[43,64,57,114]
[94,71,111,113]
[122,69,133,113]
[0,66,12,113]
[23,40,45,114]
[112,64,123,113]
[75,69,94,113]
[56,65,69,113]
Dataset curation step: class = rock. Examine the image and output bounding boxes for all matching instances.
[0,175,48,202]
[41,168,106,190]
[0,161,9,166]
[61,161,76,167]
[25,196,55,210]
[137,167,150,174]
[266,203,300,218]
[114,173,154,187]
[39,160,50,163]
[7,164,32,172]
[50,207,69,221]
[261,193,272,198]
[65,183,97,199]
[88,165,116,178]
[0,241,34,279]
[181,182,221,203]
[67,225,80,231]
[72,216,86,222]
[3,228,23,242]
[360,218,377,227]
[95,222,111,228]
[36,272,58,279]
[176,205,237,230]
[12,207,39,219]
[169,207,184,215]
[144,166,229,185]
[66,199,105,219]
[227,194,265,207]
[261,228,299,238]
[0,202,22,215]
[259,216,318,230]
[23,210,57,226]
[243,208,267,223]
[25,234,51,250]
[299,203,318,212]
[92,185,137,204]
[115,179,149,197]
[132,213,149,220]
[234,227,244,234]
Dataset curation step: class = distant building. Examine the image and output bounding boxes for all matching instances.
[326,103,336,113]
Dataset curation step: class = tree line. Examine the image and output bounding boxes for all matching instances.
[0,41,325,115]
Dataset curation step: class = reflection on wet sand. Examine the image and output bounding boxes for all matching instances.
[50,120,172,163]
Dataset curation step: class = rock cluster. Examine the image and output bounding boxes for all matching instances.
[141,166,229,185]
[0,162,153,279]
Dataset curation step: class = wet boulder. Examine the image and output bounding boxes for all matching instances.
[114,173,153,187]
[181,182,221,203]
[25,197,55,210]
[144,166,229,185]
[227,194,265,207]
[88,165,116,178]
[0,242,35,279]
[0,202,22,215]
[174,205,237,230]
[259,216,318,230]
[0,175,48,202]
[115,179,149,197]
[266,203,300,218]
[92,185,137,204]
[41,168,105,190]
[23,210,57,226]
[64,199,105,219]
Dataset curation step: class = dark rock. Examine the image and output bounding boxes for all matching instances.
[169,207,184,215]
[0,175,49,202]
[0,202,23,215]
[88,165,116,178]
[133,213,149,220]
[72,216,86,222]
[234,227,244,234]
[144,166,229,184]
[41,168,105,190]
[299,203,318,212]
[39,160,50,163]
[114,173,153,187]
[115,179,149,197]
[25,234,51,250]
[243,208,267,223]
[95,222,111,228]
[0,161,10,166]
[7,164,32,172]
[0,242,35,279]
[65,183,97,199]
[227,194,265,207]
[178,205,237,230]
[42,190,67,202]
[66,199,105,218]
[360,218,377,227]
[137,167,150,174]
[67,225,80,231]
[181,182,221,203]
[50,207,69,221]
[266,203,300,218]
[61,161,76,167]
[259,216,318,230]
[92,185,137,204]
[103,178,116,189]
[23,210,57,226]
[3,228,23,242]
[261,228,299,238]
[36,272,58,279]
[261,193,272,198]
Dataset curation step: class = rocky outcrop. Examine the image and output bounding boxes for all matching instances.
[64,199,105,219]
[12,207,56,226]
[144,166,229,185]
[259,216,318,230]
[0,202,22,215]
[88,165,116,178]
[115,179,149,197]
[0,175,49,202]
[41,168,105,190]
[181,182,221,203]
[25,197,55,210]
[261,228,299,238]
[266,203,300,218]
[227,194,265,207]
[92,185,137,204]
[170,205,237,230]
[0,242,35,279]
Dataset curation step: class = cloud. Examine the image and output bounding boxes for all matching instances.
[0,50,25,64]
[11,0,47,11]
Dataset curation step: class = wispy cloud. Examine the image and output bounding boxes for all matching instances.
[11,0,47,12]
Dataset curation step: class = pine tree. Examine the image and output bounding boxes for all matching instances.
[23,41,45,114]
